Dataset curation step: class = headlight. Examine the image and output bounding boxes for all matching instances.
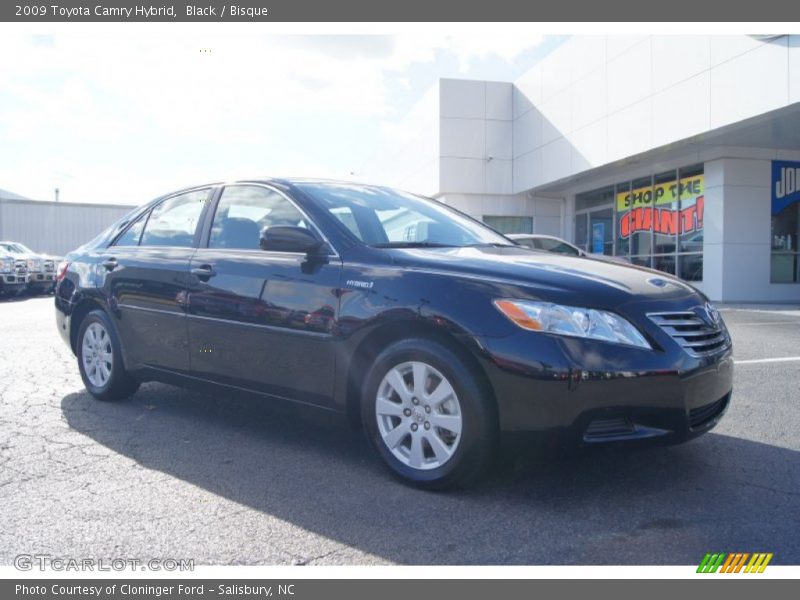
[493,299,651,349]
[0,259,12,273]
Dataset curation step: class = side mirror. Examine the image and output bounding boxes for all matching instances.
[260,226,324,255]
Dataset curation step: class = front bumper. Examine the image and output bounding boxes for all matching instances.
[0,273,28,291]
[26,271,56,287]
[477,328,733,446]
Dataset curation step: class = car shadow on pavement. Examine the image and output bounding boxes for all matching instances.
[61,384,800,565]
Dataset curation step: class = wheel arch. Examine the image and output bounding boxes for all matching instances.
[68,297,106,355]
[341,319,497,429]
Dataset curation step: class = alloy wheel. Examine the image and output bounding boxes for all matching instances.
[81,322,113,388]
[375,361,462,470]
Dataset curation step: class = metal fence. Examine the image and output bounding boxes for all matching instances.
[0,199,135,256]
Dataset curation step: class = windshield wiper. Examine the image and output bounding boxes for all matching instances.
[371,241,457,248]
[464,242,518,248]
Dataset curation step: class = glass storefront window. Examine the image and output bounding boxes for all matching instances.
[575,164,704,282]
[628,176,653,257]
[771,199,799,283]
[679,253,703,282]
[652,171,678,255]
[575,213,588,253]
[575,186,614,256]
[678,164,705,254]
[615,182,630,257]
[590,208,614,255]
[653,255,676,275]
[483,216,533,234]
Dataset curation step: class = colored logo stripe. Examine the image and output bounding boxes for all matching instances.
[745,553,773,573]
[697,552,773,573]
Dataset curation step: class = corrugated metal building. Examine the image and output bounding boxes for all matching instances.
[0,198,135,256]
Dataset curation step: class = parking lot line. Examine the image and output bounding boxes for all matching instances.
[735,356,800,365]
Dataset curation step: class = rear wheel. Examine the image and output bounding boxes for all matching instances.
[362,338,497,489]
[77,310,139,401]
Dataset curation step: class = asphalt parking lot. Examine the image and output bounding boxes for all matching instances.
[1,295,799,566]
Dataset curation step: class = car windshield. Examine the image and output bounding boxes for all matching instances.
[297,182,513,248]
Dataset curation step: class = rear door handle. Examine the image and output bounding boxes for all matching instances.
[191,265,216,281]
[101,258,118,271]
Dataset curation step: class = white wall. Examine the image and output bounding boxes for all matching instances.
[513,35,800,193]
[439,79,513,196]
[704,156,800,302]
[0,200,134,256]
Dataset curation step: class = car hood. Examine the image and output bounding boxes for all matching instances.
[384,245,700,308]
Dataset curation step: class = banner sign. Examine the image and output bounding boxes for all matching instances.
[619,197,704,238]
[616,174,704,212]
[772,160,800,216]
[617,174,704,239]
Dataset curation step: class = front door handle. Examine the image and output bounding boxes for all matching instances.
[191,265,216,281]
[101,258,118,271]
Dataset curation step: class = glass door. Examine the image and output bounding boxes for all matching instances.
[589,208,614,256]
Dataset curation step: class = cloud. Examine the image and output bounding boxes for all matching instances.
[0,32,548,203]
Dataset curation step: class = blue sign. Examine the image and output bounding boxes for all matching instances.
[772,160,800,215]
[592,222,605,254]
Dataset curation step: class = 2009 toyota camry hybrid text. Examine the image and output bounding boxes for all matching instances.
[55,180,733,488]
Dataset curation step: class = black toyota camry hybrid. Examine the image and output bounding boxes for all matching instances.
[55,179,733,488]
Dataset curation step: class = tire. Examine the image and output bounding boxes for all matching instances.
[76,309,140,402]
[361,338,497,489]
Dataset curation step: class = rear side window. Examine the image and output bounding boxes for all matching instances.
[539,239,580,255]
[140,190,209,248]
[515,238,536,249]
[208,185,307,250]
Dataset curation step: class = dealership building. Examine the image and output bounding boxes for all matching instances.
[361,35,800,302]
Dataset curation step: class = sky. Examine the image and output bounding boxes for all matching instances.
[0,31,565,205]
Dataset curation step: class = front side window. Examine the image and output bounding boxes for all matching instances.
[297,183,512,248]
[209,185,307,250]
[113,213,148,247]
[139,189,209,248]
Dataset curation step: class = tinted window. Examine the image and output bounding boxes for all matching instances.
[209,185,307,250]
[114,213,147,247]
[140,190,208,248]
[537,238,580,255]
[297,183,511,248]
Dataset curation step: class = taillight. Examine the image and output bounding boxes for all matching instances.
[56,261,70,281]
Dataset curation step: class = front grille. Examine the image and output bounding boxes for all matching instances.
[689,394,729,429]
[14,260,27,276]
[648,310,729,357]
[44,260,55,272]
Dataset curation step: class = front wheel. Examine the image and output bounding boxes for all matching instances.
[361,338,497,489]
[76,310,139,401]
